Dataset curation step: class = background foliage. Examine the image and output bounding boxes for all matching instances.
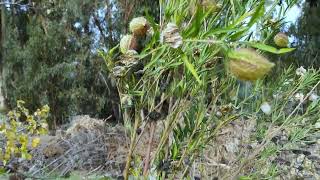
[288,0,320,67]
[0,0,159,128]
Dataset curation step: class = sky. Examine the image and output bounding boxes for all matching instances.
[286,5,302,24]
[71,0,305,51]
[283,1,304,43]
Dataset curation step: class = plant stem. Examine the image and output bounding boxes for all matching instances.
[143,121,156,176]
[123,110,140,180]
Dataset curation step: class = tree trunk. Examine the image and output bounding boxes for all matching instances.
[0,4,6,112]
[105,0,115,48]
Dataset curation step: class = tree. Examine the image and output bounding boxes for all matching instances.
[0,0,159,129]
[0,1,7,112]
[288,0,320,67]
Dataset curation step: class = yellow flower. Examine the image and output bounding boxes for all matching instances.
[31,137,41,148]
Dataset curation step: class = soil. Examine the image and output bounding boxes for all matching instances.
[4,115,319,179]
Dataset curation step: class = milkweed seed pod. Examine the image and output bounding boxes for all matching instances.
[112,66,127,78]
[160,23,183,48]
[120,35,138,54]
[119,50,139,67]
[274,32,289,47]
[201,0,222,12]
[190,0,221,14]
[227,48,275,81]
[129,17,150,37]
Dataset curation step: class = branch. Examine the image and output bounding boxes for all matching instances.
[93,15,107,43]
[0,2,31,7]
[143,121,156,176]
[105,0,114,46]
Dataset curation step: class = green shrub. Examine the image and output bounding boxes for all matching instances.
[0,100,49,167]
[101,0,311,179]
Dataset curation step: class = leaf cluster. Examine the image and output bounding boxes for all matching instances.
[0,100,49,169]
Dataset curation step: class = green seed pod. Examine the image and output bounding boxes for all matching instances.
[227,48,275,81]
[274,32,289,47]
[120,35,138,54]
[129,17,149,37]
[190,0,221,15]
[201,0,222,12]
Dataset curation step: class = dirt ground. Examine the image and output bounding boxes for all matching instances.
[6,115,318,179]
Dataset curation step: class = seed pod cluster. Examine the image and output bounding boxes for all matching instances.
[119,17,150,55]
[115,17,151,77]
[227,48,275,81]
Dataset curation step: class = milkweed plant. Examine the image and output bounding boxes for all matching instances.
[100,0,319,179]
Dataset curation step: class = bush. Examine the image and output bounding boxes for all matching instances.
[0,100,49,168]
[101,0,318,179]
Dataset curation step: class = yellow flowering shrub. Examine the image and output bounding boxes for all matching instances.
[0,100,49,165]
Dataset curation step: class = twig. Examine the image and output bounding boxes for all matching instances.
[86,165,103,176]
[130,93,169,156]
[131,121,147,153]
[150,100,187,166]
[31,152,67,176]
[123,110,140,180]
[143,121,156,176]
[184,39,223,44]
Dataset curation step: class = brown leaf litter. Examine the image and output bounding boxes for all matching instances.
[12,115,319,179]
[18,115,163,178]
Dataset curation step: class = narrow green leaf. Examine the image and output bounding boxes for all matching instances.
[277,48,296,54]
[204,27,247,37]
[144,46,168,69]
[108,45,119,56]
[248,1,265,27]
[230,11,254,28]
[246,42,278,53]
[229,27,249,40]
[238,176,253,180]
[183,6,204,38]
[243,42,295,54]
[182,54,201,84]
[168,62,184,68]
